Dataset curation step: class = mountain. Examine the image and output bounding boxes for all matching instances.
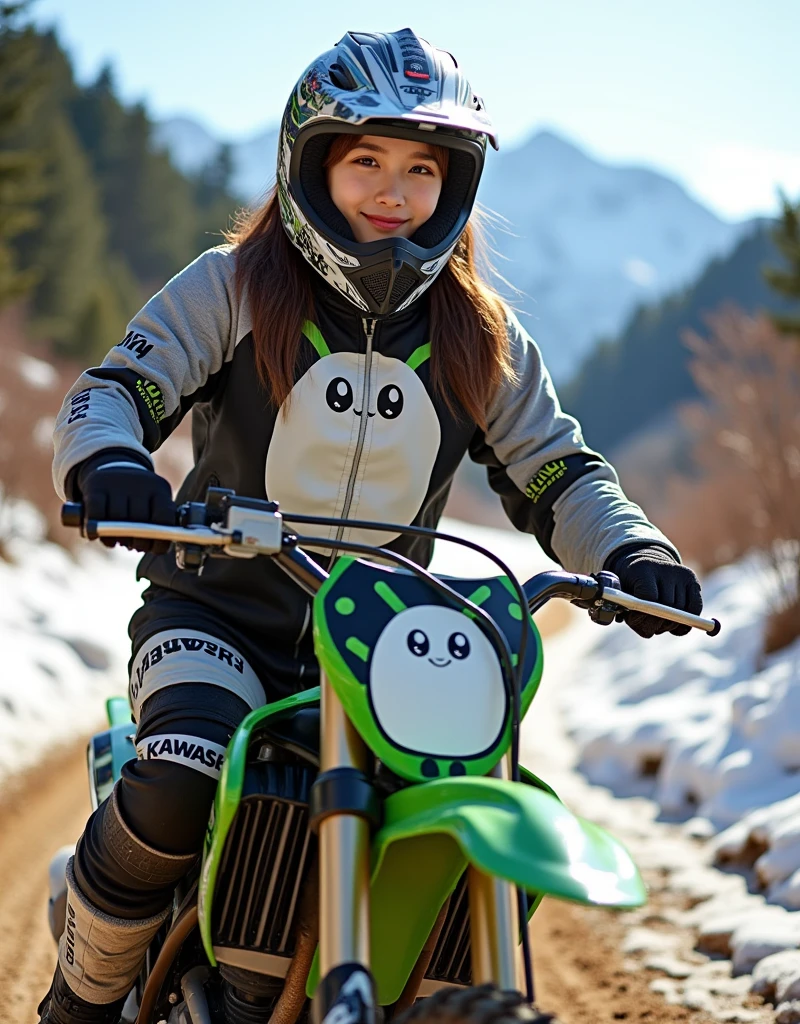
[479,131,750,380]
[152,118,279,203]
[560,220,793,455]
[153,117,748,382]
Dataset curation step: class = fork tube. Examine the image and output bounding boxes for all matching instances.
[318,670,371,976]
[468,754,523,990]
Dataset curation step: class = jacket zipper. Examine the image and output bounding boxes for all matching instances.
[294,320,375,649]
[335,317,376,544]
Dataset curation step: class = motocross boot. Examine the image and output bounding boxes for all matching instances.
[37,964,125,1024]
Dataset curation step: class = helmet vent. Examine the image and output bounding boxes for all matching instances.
[329,62,356,90]
[361,270,391,304]
[389,268,417,307]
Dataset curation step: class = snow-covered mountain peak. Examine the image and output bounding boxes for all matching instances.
[154,115,750,382]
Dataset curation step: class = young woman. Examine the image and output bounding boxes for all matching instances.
[42,28,702,1024]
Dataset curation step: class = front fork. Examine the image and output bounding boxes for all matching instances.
[312,683,524,1023]
[468,755,525,992]
[311,672,376,1024]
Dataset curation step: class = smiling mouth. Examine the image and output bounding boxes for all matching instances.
[362,214,410,231]
[353,409,375,418]
[428,658,452,668]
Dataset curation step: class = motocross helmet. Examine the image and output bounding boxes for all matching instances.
[277,28,498,317]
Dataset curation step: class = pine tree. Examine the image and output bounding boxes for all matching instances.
[192,143,238,252]
[70,71,198,285]
[0,1,47,307]
[2,20,238,357]
[13,34,138,357]
[764,191,800,335]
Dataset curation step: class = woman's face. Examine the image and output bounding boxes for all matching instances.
[327,135,444,244]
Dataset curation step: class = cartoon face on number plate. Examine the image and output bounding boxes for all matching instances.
[368,605,507,761]
[313,559,544,782]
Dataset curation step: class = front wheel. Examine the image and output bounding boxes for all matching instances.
[393,984,560,1024]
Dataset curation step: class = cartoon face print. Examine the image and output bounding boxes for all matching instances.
[266,345,441,547]
[368,606,507,759]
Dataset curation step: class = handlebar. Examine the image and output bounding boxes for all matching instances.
[60,495,720,637]
[520,570,720,636]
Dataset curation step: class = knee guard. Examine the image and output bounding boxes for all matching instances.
[58,857,171,1005]
[74,784,199,919]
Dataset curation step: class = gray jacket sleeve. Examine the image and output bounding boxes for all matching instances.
[471,311,678,573]
[52,246,250,500]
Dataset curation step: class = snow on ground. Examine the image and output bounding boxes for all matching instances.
[560,556,800,904]
[0,507,552,785]
[0,495,145,780]
[553,554,800,1021]
[5,501,800,1019]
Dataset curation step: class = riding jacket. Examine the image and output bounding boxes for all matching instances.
[52,245,677,668]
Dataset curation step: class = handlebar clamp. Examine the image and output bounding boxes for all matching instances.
[587,571,621,626]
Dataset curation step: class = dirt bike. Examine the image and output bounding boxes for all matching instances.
[52,488,720,1024]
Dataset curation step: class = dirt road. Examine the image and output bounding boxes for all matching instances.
[0,742,90,1023]
[0,600,730,1023]
[0,743,728,1024]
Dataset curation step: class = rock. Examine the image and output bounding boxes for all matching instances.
[684,816,717,840]
[60,635,112,671]
[694,960,737,979]
[622,926,680,955]
[697,909,757,957]
[706,975,755,999]
[757,835,800,889]
[649,977,682,1004]
[683,888,759,931]
[681,985,714,1011]
[644,953,694,978]
[777,1001,800,1024]
[730,909,800,975]
[771,871,800,911]
[669,864,744,903]
[750,950,800,1002]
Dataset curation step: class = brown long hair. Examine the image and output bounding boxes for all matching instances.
[226,137,515,428]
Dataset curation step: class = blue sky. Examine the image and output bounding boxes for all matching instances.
[31,0,800,220]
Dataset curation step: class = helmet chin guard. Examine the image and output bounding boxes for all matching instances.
[276,29,498,317]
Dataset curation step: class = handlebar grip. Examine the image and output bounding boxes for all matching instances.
[601,584,721,636]
[61,502,84,529]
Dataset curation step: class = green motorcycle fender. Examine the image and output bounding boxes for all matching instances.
[306,774,646,1004]
[198,687,322,964]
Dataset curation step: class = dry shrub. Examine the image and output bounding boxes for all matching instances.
[763,601,800,656]
[656,409,765,572]
[657,307,800,652]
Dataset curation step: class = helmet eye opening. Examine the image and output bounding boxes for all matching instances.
[292,124,482,253]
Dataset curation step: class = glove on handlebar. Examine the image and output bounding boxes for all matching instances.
[604,544,703,639]
[74,449,176,554]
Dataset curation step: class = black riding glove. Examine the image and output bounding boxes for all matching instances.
[73,449,176,554]
[603,544,703,639]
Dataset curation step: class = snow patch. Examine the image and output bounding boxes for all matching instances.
[556,552,800,1013]
[0,495,145,779]
[623,257,658,287]
[17,353,58,390]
